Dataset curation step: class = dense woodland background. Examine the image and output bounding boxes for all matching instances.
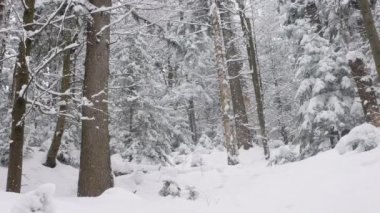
[0,0,380,197]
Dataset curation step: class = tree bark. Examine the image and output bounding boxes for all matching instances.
[6,0,35,193]
[188,97,198,143]
[210,0,239,165]
[78,0,114,197]
[349,58,380,126]
[236,1,270,158]
[357,0,380,77]
[44,34,72,168]
[0,0,6,75]
[219,0,252,150]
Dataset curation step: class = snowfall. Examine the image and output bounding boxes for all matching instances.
[1,124,380,213]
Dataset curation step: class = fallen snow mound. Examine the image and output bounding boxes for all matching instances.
[12,183,55,213]
[336,123,380,154]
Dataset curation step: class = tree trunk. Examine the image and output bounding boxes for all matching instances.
[0,0,4,23]
[6,0,35,193]
[349,58,380,126]
[188,97,198,143]
[0,0,6,75]
[219,0,252,150]
[236,1,270,159]
[357,0,380,77]
[78,0,113,197]
[44,34,72,168]
[210,1,239,165]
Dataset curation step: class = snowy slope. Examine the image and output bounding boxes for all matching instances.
[1,147,380,213]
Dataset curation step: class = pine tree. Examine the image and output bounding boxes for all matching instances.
[282,0,358,157]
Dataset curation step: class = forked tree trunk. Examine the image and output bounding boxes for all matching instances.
[236,1,270,159]
[349,58,380,126]
[44,33,72,168]
[219,0,252,150]
[210,1,239,165]
[78,0,114,197]
[357,0,380,77]
[6,0,35,193]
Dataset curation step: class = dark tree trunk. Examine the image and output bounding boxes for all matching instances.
[188,97,198,143]
[357,0,380,77]
[78,0,114,197]
[44,34,72,168]
[349,58,380,126]
[236,1,270,158]
[0,0,6,75]
[6,0,35,193]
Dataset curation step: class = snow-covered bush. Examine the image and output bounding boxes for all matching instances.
[132,170,144,185]
[177,143,191,155]
[159,180,181,197]
[186,186,199,200]
[269,146,298,166]
[111,154,133,176]
[173,154,186,165]
[269,140,285,149]
[12,184,55,213]
[198,134,214,150]
[336,123,380,154]
[190,153,203,167]
[0,143,9,166]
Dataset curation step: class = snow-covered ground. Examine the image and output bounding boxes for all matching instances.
[1,146,380,213]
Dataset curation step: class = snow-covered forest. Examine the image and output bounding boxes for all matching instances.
[0,0,380,212]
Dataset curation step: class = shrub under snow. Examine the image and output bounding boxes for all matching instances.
[12,184,55,213]
[336,123,380,154]
[111,154,133,176]
[159,180,181,197]
[269,146,298,166]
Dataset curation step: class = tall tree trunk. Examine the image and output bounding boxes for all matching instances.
[219,0,252,150]
[0,0,4,24]
[349,58,380,126]
[78,0,113,197]
[357,0,380,77]
[236,1,270,158]
[0,0,6,75]
[44,34,72,168]
[188,97,198,143]
[6,0,35,193]
[210,1,239,165]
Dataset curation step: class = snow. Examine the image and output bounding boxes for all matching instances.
[11,184,55,213]
[18,85,28,98]
[336,123,380,154]
[346,51,365,62]
[1,146,380,213]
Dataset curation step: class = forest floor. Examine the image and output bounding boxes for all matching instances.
[0,146,379,213]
